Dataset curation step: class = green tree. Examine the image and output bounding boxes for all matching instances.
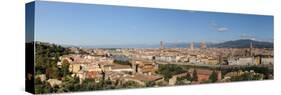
[113,60,131,65]
[145,81,156,87]
[209,71,218,82]
[157,64,186,80]
[45,66,59,79]
[186,73,192,81]
[34,79,53,94]
[192,69,198,81]
[80,79,96,91]
[175,79,186,85]
[62,76,80,91]
[119,81,142,88]
[61,59,70,77]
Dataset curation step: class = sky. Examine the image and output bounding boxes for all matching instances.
[32,1,273,47]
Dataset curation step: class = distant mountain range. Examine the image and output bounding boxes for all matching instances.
[59,39,273,48]
[164,39,273,48]
[212,39,273,48]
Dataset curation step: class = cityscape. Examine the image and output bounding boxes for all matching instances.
[33,40,273,93]
[28,1,274,94]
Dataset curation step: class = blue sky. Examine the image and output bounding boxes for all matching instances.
[33,1,273,46]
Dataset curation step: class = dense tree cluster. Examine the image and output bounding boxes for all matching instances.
[35,42,71,76]
[157,64,186,80]
[113,60,132,66]
[221,66,273,79]
[34,42,73,93]
[230,72,264,81]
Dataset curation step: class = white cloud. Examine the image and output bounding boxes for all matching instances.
[209,21,229,32]
[217,27,228,32]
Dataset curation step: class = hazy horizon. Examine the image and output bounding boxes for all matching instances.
[33,38,272,49]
